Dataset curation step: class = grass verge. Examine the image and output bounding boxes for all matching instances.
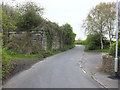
[85,48,109,53]
[6,50,44,58]
[75,44,109,53]
[6,45,75,58]
[2,45,75,79]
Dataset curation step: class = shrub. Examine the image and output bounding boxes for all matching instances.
[42,50,53,57]
[85,34,109,50]
[86,34,101,50]
[103,40,110,49]
[17,2,44,32]
[109,40,120,57]
[75,40,87,45]
[2,49,14,78]
[7,35,44,55]
[60,24,76,46]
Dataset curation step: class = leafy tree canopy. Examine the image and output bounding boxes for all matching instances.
[16,2,44,31]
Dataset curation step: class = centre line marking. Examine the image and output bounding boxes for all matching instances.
[82,69,86,74]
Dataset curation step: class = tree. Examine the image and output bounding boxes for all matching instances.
[82,3,116,49]
[86,34,101,50]
[1,3,18,45]
[2,3,15,18]
[2,11,17,45]
[104,3,116,46]
[16,2,44,32]
[61,24,76,46]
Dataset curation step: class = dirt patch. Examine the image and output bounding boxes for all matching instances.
[2,57,44,85]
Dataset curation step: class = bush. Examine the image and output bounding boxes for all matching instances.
[17,2,44,32]
[85,34,109,50]
[75,40,87,45]
[42,50,53,57]
[109,40,120,57]
[103,40,110,49]
[2,49,14,78]
[86,34,101,50]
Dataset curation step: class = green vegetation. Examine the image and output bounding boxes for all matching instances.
[1,1,76,78]
[2,11,17,46]
[3,2,76,54]
[2,49,14,78]
[85,34,109,50]
[75,40,87,45]
[75,34,109,52]
[75,42,109,53]
[45,22,56,50]
[16,2,44,32]
[7,36,44,55]
[75,35,110,53]
[6,44,75,58]
[85,48,109,53]
[86,34,101,50]
[109,41,120,57]
[3,44,74,79]
[60,24,76,46]
[46,29,54,50]
[81,2,120,54]
[82,2,117,49]
[6,50,44,58]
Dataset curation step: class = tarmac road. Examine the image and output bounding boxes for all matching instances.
[3,45,103,88]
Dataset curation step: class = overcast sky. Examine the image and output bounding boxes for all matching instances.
[2,0,118,40]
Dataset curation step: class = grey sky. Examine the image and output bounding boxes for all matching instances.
[2,0,118,40]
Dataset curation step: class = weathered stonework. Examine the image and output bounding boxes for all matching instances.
[102,55,120,76]
[52,32,60,50]
[31,30,47,50]
[9,29,62,51]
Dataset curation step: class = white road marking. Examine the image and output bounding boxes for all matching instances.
[80,65,82,68]
[82,69,87,74]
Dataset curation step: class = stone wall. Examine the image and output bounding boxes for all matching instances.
[52,32,60,50]
[9,29,62,51]
[102,55,120,76]
[31,30,47,50]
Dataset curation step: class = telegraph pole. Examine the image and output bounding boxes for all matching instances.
[115,0,119,77]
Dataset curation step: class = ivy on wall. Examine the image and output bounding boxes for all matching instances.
[44,22,76,51]
[45,29,54,50]
[2,2,76,54]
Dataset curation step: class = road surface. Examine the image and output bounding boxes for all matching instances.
[3,45,103,88]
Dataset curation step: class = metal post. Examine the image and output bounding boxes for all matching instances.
[115,0,119,77]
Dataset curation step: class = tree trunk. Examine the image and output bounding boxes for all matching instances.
[109,22,112,47]
[100,21,103,49]
[109,31,112,47]
[110,38,112,47]
[100,34,103,49]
